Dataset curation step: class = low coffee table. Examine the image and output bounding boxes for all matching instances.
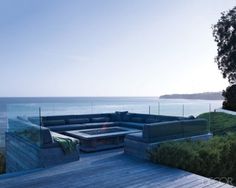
[65,127,141,152]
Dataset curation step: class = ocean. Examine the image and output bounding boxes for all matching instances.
[0,97,223,117]
[0,97,223,148]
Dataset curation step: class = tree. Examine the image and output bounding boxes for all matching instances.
[222,84,236,111]
[213,6,236,111]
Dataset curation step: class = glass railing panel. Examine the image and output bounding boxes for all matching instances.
[7,104,41,146]
[0,102,7,151]
[38,100,222,118]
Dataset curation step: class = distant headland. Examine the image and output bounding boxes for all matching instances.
[159,92,223,100]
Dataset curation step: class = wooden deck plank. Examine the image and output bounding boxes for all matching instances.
[0,149,234,188]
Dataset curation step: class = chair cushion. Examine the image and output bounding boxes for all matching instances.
[181,119,208,136]
[48,122,118,132]
[145,118,160,123]
[143,121,183,141]
[120,122,144,130]
[91,117,110,123]
[131,117,144,123]
[67,118,90,124]
[122,113,132,122]
[43,119,65,126]
[125,132,144,142]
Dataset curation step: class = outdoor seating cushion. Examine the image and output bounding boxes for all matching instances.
[125,132,144,142]
[43,119,66,127]
[48,122,118,132]
[67,118,90,124]
[182,119,208,137]
[130,117,144,123]
[91,117,110,123]
[143,121,183,142]
[120,122,144,130]
[145,118,161,123]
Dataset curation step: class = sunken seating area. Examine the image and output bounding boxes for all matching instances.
[6,111,211,172]
[39,112,211,156]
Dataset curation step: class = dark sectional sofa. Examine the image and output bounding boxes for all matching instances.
[39,111,188,133]
[39,111,212,159]
[124,118,212,160]
[38,111,211,160]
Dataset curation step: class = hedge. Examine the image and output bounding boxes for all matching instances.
[0,152,5,174]
[150,133,236,185]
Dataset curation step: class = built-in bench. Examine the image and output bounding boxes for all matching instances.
[124,118,212,160]
[6,119,80,173]
[38,112,187,133]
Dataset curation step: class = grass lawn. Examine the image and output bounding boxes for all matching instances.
[197,112,236,135]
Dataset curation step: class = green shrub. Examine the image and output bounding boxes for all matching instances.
[0,152,5,174]
[150,133,236,185]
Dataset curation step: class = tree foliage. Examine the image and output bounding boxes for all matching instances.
[222,84,236,111]
[213,6,236,84]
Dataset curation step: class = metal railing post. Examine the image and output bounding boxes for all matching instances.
[208,104,211,132]
[39,107,42,147]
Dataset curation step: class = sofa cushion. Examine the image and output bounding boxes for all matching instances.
[120,122,144,130]
[181,119,208,137]
[83,122,117,128]
[43,119,65,127]
[125,132,144,142]
[145,118,160,123]
[48,122,118,132]
[110,113,121,121]
[122,113,132,122]
[131,117,144,123]
[156,115,182,122]
[109,111,129,121]
[48,125,78,132]
[143,121,183,142]
[67,118,90,124]
[91,117,110,123]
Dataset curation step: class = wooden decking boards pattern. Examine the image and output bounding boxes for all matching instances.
[0,149,234,188]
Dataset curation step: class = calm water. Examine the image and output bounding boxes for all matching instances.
[0,97,223,117]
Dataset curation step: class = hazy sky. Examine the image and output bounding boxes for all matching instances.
[0,0,235,97]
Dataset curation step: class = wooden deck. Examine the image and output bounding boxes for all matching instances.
[0,149,234,188]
